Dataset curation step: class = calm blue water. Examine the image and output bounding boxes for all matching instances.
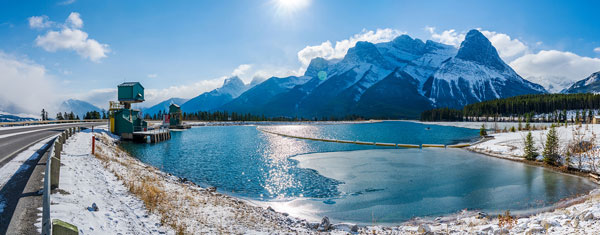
[120,121,596,224]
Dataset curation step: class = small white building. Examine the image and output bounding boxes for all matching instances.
[593,115,600,124]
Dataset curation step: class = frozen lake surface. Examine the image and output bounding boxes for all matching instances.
[120,121,596,224]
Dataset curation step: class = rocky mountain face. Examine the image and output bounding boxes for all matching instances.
[168,29,546,119]
[562,71,600,94]
[423,30,546,108]
[180,76,250,113]
[213,29,546,119]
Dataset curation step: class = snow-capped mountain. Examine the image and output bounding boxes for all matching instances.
[58,99,102,119]
[218,76,311,115]
[142,98,188,116]
[217,29,546,119]
[180,76,250,113]
[0,111,38,122]
[423,30,546,108]
[562,71,600,94]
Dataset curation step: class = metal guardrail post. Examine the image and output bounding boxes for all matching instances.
[51,139,62,189]
[42,138,56,235]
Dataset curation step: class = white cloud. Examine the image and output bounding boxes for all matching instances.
[59,0,76,5]
[28,15,54,29]
[66,12,83,28]
[231,64,252,77]
[510,50,600,92]
[33,12,109,62]
[425,26,465,48]
[594,47,600,53]
[147,74,157,78]
[0,52,58,115]
[480,30,529,61]
[297,28,404,67]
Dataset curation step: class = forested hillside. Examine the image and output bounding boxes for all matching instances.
[421,93,600,121]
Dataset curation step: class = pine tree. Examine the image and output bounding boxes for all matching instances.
[480,124,487,137]
[543,126,560,165]
[523,131,538,161]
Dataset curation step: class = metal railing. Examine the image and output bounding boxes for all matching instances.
[42,127,81,235]
[0,119,106,127]
[41,138,55,235]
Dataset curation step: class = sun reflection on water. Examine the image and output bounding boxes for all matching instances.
[260,131,314,199]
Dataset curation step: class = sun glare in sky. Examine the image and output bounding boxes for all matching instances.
[273,0,310,16]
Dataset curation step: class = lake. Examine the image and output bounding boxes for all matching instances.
[120,121,596,224]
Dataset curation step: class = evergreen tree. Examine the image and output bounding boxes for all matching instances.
[56,112,64,120]
[479,124,487,137]
[542,126,560,165]
[41,109,47,120]
[523,131,538,161]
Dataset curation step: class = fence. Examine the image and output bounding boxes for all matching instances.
[257,127,475,149]
[42,127,81,235]
[0,119,106,127]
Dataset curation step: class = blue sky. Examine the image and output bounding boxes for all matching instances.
[1,0,600,113]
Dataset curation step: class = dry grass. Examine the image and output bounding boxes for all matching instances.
[92,133,302,234]
[497,210,516,229]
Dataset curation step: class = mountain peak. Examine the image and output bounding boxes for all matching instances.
[223,76,244,87]
[391,35,426,53]
[343,41,388,67]
[455,29,505,70]
[563,71,600,94]
[304,57,330,78]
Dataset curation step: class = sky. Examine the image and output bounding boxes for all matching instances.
[1,0,600,115]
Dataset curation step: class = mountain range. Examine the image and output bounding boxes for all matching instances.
[562,71,600,94]
[4,29,600,120]
[58,99,102,119]
[180,76,251,113]
[167,29,546,119]
[142,98,188,116]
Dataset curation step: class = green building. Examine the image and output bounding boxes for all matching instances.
[109,82,148,139]
[169,103,182,127]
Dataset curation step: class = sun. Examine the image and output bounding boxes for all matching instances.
[273,0,310,15]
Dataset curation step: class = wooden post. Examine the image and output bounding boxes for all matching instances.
[91,136,95,155]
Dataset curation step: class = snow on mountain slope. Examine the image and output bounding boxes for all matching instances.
[221,29,546,118]
[219,76,311,115]
[142,98,188,116]
[423,29,546,108]
[58,99,102,118]
[562,71,600,94]
[181,76,249,113]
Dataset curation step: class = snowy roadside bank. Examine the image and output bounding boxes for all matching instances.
[47,130,170,234]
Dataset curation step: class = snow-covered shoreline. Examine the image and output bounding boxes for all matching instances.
[51,125,600,234]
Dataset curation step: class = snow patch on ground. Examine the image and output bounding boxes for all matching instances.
[0,136,54,189]
[469,124,600,173]
[49,130,171,234]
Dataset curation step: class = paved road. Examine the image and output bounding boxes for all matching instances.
[0,122,103,234]
[0,123,102,167]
